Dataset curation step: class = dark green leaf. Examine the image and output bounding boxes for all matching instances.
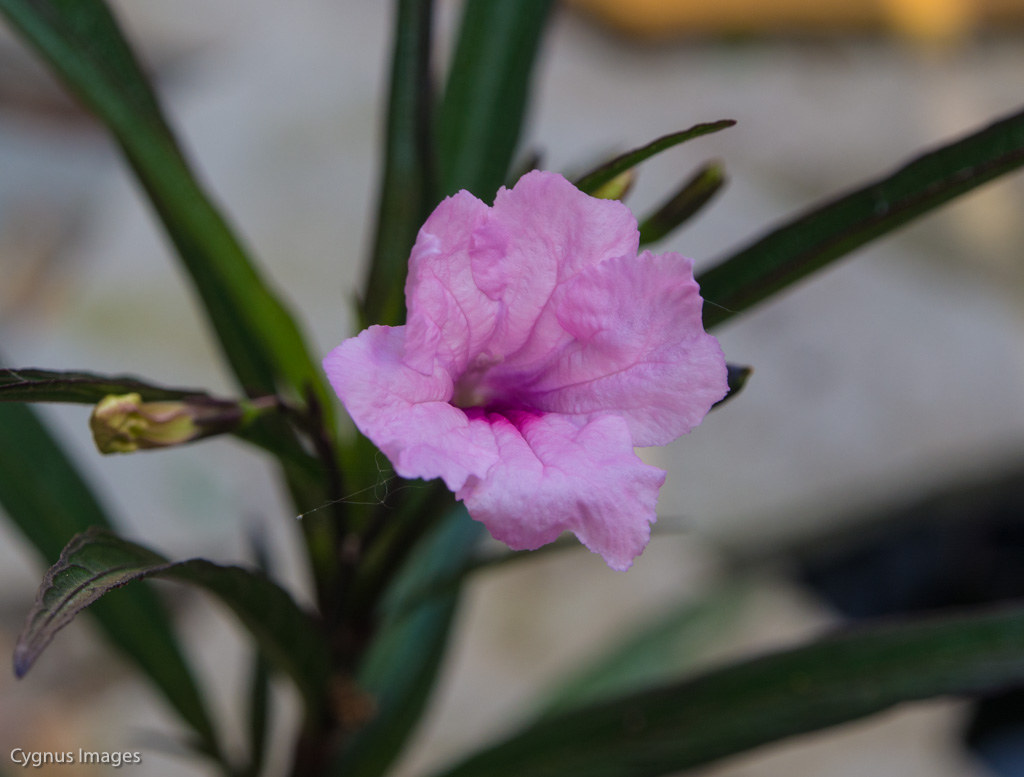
[0,364,322,461]
[0,0,331,419]
[0,367,214,404]
[0,403,220,756]
[575,121,735,196]
[244,529,273,777]
[439,0,554,200]
[638,161,725,245]
[15,526,331,720]
[244,652,271,777]
[0,372,335,574]
[0,368,305,465]
[363,0,437,328]
[698,106,1024,329]
[431,603,1024,777]
[0,5,344,589]
[9,0,347,563]
[713,363,752,411]
[334,507,484,777]
[540,584,747,717]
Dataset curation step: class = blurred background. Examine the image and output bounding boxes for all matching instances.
[3,0,1024,774]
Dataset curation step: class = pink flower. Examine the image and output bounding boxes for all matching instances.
[325,171,727,570]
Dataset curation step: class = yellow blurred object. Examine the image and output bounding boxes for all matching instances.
[567,0,991,41]
[881,0,974,42]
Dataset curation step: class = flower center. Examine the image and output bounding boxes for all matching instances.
[451,351,504,409]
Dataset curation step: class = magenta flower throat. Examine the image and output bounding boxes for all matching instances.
[324,171,727,569]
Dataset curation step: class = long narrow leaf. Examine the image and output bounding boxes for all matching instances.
[575,121,734,196]
[244,651,271,777]
[439,0,553,200]
[714,363,752,410]
[0,403,220,756]
[0,365,323,462]
[0,367,216,404]
[540,584,748,717]
[363,0,437,328]
[638,161,725,246]
[0,5,344,590]
[334,507,483,777]
[0,368,324,479]
[15,526,332,720]
[431,602,1024,777]
[0,0,330,419]
[698,106,1024,329]
[243,530,274,777]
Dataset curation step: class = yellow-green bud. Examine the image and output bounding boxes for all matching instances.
[90,393,200,454]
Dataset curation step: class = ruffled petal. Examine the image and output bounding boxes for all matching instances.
[457,409,664,570]
[403,171,640,387]
[323,326,498,491]
[403,190,499,376]
[477,170,640,367]
[519,251,728,446]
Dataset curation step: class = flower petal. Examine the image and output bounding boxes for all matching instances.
[520,251,728,446]
[403,190,499,376]
[457,409,664,570]
[483,171,641,372]
[403,171,640,382]
[323,326,498,491]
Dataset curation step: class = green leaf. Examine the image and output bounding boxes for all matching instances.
[638,161,725,246]
[243,529,273,777]
[0,6,344,594]
[244,651,271,777]
[439,0,554,200]
[713,363,752,411]
[0,0,330,419]
[0,403,220,757]
[540,584,748,718]
[0,364,320,454]
[431,602,1024,777]
[0,371,335,580]
[575,121,735,196]
[363,0,437,328]
[334,507,484,777]
[15,526,332,720]
[0,368,310,466]
[0,368,209,404]
[590,170,636,202]
[4,1,335,761]
[698,105,1024,329]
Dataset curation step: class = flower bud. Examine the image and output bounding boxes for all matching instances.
[89,393,246,454]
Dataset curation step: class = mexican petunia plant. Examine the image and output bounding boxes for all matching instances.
[4,1,1024,777]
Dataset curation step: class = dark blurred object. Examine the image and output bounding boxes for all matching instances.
[966,690,1024,777]
[794,462,1024,775]
[799,475,1024,617]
